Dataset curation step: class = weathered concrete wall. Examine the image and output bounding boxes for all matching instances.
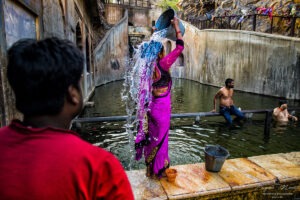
[94,12,128,86]
[172,22,300,99]
[0,0,6,127]
[42,0,94,43]
[42,0,65,38]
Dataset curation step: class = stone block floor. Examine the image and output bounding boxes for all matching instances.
[126,152,300,199]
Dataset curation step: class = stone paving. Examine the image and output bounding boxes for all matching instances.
[126,152,300,199]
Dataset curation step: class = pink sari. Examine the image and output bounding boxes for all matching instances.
[135,39,184,177]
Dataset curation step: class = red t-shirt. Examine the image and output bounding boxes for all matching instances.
[0,120,134,200]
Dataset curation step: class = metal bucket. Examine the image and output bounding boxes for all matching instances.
[154,8,185,41]
[204,145,230,172]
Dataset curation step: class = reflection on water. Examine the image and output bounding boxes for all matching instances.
[78,79,300,170]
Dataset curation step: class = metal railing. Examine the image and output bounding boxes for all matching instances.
[188,14,300,37]
[103,0,151,8]
[72,108,300,137]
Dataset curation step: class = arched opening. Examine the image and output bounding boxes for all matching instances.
[178,53,184,67]
[177,53,184,66]
[166,41,172,54]
[85,36,90,72]
[75,22,85,96]
[110,58,120,70]
[152,20,155,27]
[76,22,83,50]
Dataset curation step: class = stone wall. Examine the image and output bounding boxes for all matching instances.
[0,0,96,125]
[42,0,65,38]
[94,12,128,86]
[172,22,300,99]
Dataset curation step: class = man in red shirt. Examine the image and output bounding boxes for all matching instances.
[0,37,134,200]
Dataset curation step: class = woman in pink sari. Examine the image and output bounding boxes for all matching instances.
[135,18,184,178]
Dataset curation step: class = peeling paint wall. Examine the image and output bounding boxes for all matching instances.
[0,0,43,125]
[172,22,300,100]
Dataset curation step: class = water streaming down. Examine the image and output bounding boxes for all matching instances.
[121,29,168,170]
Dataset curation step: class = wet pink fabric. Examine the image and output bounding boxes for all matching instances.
[135,39,184,177]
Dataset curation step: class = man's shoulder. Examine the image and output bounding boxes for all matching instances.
[220,87,234,93]
[220,86,229,91]
[218,87,226,94]
[61,133,111,155]
[0,124,19,137]
[0,125,9,132]
[49,132,120,168]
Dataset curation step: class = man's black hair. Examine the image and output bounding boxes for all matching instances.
[279,99,288,106]
[7,37,84,116]
[225,78,234,86]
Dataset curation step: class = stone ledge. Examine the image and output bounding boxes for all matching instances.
[126,152,300,200]
[126,170,167,199]
[248,153,300,184]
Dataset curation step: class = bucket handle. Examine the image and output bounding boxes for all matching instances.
[205,144,230,158]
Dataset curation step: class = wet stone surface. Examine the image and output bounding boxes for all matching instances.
[127,152,300,200]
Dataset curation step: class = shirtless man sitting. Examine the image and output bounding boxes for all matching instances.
[211,78,244,125]
[273,99,298,123]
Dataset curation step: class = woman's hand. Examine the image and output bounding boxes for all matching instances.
[171,17,183,39]
[151,26,158,35]
[171,17,179,27]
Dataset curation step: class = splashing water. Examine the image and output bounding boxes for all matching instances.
[121,29,168,169]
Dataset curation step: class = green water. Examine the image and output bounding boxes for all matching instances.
[78,79,300,170]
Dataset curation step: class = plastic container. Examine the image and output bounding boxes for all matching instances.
[154,8,185,41]
[204,145,230,172]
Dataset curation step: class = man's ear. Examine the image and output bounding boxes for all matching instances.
[67,85,81,105]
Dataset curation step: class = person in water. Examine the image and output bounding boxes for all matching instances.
[135,17,184,178]
[211,78,245,126]
[273,99,298,123]
[0,37,134,199]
